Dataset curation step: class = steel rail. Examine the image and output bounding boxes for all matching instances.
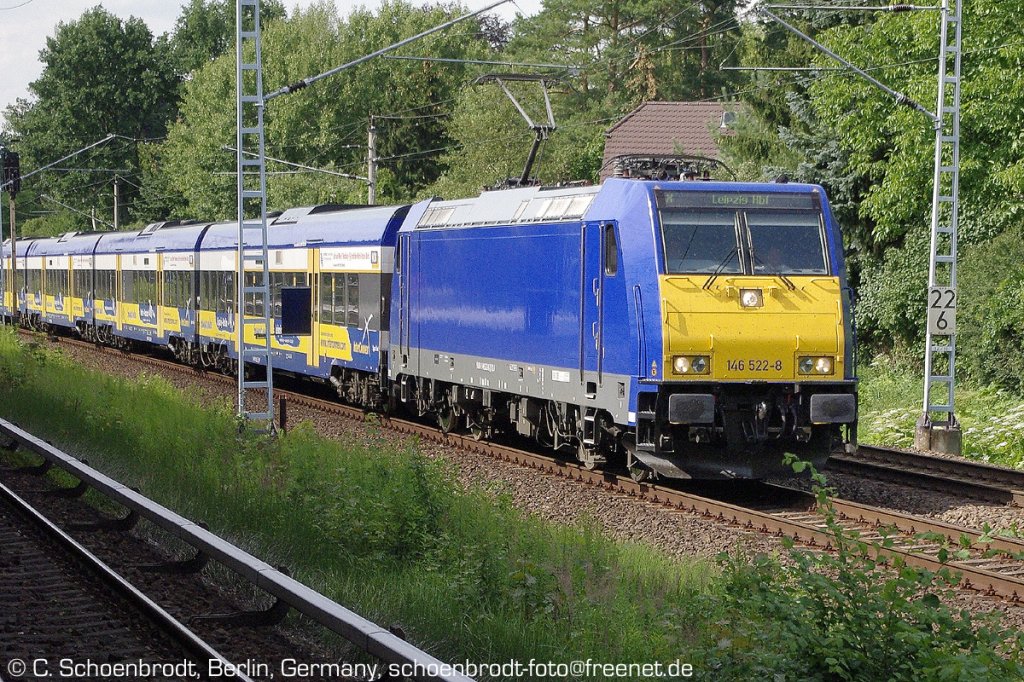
[0,480,251,681]
[0,415,472,682]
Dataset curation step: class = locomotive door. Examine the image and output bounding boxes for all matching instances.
[396,233,411,367]
[580,221,607,396]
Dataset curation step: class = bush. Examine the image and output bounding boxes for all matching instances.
[854,229,930,356]
[708,461,1024,681]
[958,226,1024,394]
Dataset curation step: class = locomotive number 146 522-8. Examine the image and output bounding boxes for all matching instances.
[726,359,783,372]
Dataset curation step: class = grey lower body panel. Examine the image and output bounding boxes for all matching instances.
[390,347,633,423]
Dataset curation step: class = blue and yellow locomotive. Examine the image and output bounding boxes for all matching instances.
[0,177,856,479]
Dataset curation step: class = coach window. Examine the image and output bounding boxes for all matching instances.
[243,272,261,316]
[220,272,236,314]
[346,274,359,326]
[604,224,618,276]
[200,271,219,312]
[122,271,135,303]
[319,273,334,325]
[138,270,156,305]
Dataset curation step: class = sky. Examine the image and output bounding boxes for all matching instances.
[0,0,541,118]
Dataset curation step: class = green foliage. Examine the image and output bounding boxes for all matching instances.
[169,0,286,75]
[158,1,494,217]
[3,7,180,229]
[958,227,1024,394]
[709,459,1024,680]
[858,356,1024,468]
[854,230,930,352]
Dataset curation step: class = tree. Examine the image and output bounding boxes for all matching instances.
[3,7,180,233]
[170,0,286,75]
[156,1,496,218]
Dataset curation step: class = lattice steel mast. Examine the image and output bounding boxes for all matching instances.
[917,0,963,453]
[235,0,274,428]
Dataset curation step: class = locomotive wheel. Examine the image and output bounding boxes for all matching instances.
[437,404,457,434]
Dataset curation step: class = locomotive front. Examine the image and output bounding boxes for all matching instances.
[629,183,857,479]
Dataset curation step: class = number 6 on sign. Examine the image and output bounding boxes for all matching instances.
[928,287,956,335]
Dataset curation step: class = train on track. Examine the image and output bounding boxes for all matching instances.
[1,178,857,480]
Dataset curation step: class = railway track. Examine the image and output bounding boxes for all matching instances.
[0,478,249,682]
[27,331,1024,602]
[828,445,1024,506]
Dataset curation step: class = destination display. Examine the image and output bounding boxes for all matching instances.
[655,190,818,211]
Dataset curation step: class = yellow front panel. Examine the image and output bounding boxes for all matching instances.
[661,275,845,382]
[71,297,84,318]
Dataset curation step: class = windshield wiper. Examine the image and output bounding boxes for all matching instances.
[751,253,796,290]
[702,247,739,290]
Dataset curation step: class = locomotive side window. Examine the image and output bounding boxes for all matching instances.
[604,224,618,276]
[661,211,740,274]
[746,212,828,275]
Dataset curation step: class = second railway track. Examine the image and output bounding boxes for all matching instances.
[0,478,250,682]
[828,445,1024,506]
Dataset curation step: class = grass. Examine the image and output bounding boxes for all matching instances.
[858,354,1024,468]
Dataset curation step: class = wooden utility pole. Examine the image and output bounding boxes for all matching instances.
[113,177,120,230]
[367,117,377,205]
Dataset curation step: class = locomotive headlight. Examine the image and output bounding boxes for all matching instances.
[798,356,834,375]
[740,288,763,308]
[673,355,710,375]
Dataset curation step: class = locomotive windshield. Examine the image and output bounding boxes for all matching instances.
[656,190,829,276]
[661,210,741,274]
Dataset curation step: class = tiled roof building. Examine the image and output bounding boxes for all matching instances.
[601,101,735,180]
